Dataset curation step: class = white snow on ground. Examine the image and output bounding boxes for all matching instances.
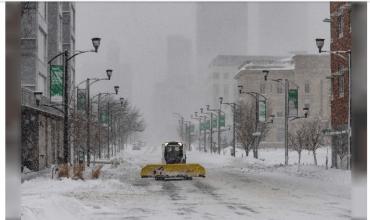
[22,145,351,220]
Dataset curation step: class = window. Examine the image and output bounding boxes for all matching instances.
[38,73,46,95]
[260,82,266,94]
[338,65,345,97]
[38,2,46,19]
[338,13,344,38]
[304,103,310,111]
[304,82,310,94]
[213,72,220,79]
[349,9,352,33]
[277,83,282,94]
[213,84,219,96]
[38,28,47,63]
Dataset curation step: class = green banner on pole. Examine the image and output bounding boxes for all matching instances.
[99,111,108,124]
[218,115,225,127]
[259,100,267,122]
[205,120,210,129]
[212,117,217,127]
[288,89,298,117]
[77,88,86,111]
[50,65,64,102]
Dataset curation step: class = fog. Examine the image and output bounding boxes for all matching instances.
[75,2,330,146]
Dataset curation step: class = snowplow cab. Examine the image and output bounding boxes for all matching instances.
[163,142,186,164]
[141,141,205,180]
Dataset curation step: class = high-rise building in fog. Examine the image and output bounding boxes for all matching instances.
[196,3,249,78]
[167,35,193,79]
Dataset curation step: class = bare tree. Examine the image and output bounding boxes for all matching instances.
[288,122,306,166]
[333,131,348,169]
[302,118,325,166]
[235,101,270,158]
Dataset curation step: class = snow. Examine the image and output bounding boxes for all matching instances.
[22,145,351,220]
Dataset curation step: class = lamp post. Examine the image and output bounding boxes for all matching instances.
[202,106,214,153]
[90,88,119,159]
[191,112,202,151]
[206,104,222,154]
[219,97,237,157]
[199,108,208,152]
[47,37,101,164]
[184,121,192,150]
[263,69,301,165]
[83,70,113,166]
[238,85,268,158]
[315,38,351,169]
[106,97,121,158]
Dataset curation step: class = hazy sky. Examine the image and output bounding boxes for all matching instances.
[75,2,330,144]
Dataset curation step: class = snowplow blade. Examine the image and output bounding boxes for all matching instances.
[140,163,206,179]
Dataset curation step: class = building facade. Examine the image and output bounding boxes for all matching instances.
[235,54,331,147]
[21,2,75,171]
[329,2,352,168]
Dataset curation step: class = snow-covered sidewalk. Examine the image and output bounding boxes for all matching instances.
[21,146,351,220]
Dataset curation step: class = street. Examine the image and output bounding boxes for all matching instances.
[22,145,350,220]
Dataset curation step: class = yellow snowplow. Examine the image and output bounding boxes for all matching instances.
[140,142,206,180]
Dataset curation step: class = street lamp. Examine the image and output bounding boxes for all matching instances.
[263,69,300,165]
[91,37,101,52]
[47,37,102,165]
[219,96,237,157]
[106,69,113,80]
[315,38,325,53]
[114,86,119,95]
[238,85,269,159]
[206,104,222,154]
[120,97,124,107]
[34,91,42,106]
[263,70,269,81]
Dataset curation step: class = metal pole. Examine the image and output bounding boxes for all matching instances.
[284,79,289,165]
[107,102,110,158]
[218,109,221,154]
[347,52,351,169]
[198,119,201,151]
[254,94,259,158]
[203,117,207,152]
[86,78,91,166]
[188,123,191,151]
[63,50,69,164]
[232,104,236,157]
[210,113,213,153]
[97,93,101,159]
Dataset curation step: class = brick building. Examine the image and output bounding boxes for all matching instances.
[329,2,351,169]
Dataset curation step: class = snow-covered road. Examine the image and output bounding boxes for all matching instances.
[22,146,351,220]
